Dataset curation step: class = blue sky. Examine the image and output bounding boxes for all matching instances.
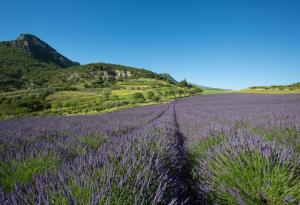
[1,0,299,89]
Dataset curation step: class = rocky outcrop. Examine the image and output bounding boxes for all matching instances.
[7,33,80,68]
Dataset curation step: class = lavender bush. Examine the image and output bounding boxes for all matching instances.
[0,93,299,204]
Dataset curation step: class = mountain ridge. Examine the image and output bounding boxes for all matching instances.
[0,34,180,92]
[3,33,80,68]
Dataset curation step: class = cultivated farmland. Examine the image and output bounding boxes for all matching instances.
[0,93,299,204]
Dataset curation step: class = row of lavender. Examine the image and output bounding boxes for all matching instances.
[175,94,300,204]
[1,93,299,204]
[0,103,188,204]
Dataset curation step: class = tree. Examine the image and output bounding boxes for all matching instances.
[168,89,176,98]
[131,92,145,102]
[179,79,188,87]
[189,86,203,95]
[52,101,63,109]
[177,89,184,96]
[145,91,154,100]
[178,79,193,88]
[151,95,160,101]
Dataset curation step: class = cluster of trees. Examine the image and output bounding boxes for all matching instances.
[57,86,203,115]
[0,85,203,118]
[178,79,193,88]
[130,87,203,103]
[0,90,52,117]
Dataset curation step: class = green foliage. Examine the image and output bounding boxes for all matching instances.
[102,89,111,100]
[201,89,232,94]
[110,95,120,101]
[158,73,177,84]
[178,79,189,87]
[0,93,51,117]
[0,38,203,118]
[163,89,174,98]
[191,134,225,158]
[96,100,132,111]
[80,134,108,151]
[145,91,154,100]
[188,86,203,95]
[249,82,300,91]
[17,96,49,111]
[151,95,160,101]
[177,88,185,96]
[51,101,63,109]
[0,153,58,192]
[252,126,299,152]
[207,151,300,205]
[131,92,145,102]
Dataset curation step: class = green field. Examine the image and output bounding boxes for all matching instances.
[240,88,300,94]
[241,82,300,94]
[0,77,203,119]
[202,89,234,94]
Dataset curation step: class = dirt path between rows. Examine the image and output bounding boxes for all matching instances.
[167,101,198,205]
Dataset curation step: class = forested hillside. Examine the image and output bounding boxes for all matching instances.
[0,34,203,118]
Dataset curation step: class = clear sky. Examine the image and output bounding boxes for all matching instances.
[1,0,299,89]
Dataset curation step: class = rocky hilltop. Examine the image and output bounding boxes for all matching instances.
[0,34,178,91]
[5,33,79,67]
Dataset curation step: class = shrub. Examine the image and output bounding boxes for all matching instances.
[194,136,300,205]
[168,89,176,98]
[177,89,184,96]
[131,92,145,102]
[178,79,193,88]
[97,100,130,111]
[145,91,155,100]
[52,101,63,109]
[189,87,203,95]
[151,95,160,102]
[14,107,30,115]
[15,96,50,112]
[39,89,54,99]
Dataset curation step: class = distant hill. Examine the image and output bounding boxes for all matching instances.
[1,33,79,68]
[0,34,203,118]
[198,85,226,90]
[241,82,300,94]
[249,82,300,90]
[0,34,80,91]
[0,34,180,92]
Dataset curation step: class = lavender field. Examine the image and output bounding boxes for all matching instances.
[0,93,300,205]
